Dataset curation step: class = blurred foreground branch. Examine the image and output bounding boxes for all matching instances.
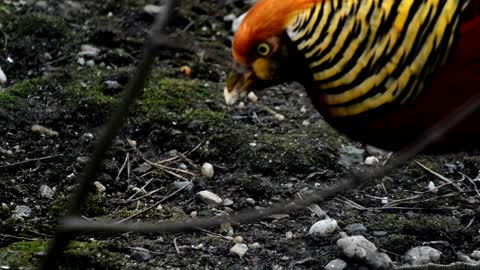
[40,1,176,269]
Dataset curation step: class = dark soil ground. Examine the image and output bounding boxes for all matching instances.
[0,0,479,269]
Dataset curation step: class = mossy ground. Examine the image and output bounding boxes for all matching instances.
[1,0,479,269]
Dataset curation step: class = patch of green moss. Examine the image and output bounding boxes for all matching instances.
[0,76,54,110]
[372,213,463,240]
[49,193,106,219]
[250,126,341,174]
[81,193,107,217]
[373,234,417,255]
[137,76,224,124]
[401,215,463,236]
[64,240,125,269]
[0,240,47,268]
[64,68,116,108]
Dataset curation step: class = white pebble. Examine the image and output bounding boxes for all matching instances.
[428,181,438,193]
[127,138,137,149]
[324,259,347,270]
[404,246,442,265]
[39,185,54,199]
[381,197,389,204]
[249,242,261,249]
[31,124,59,137]
[234,236,244,243]
[197,190,223,205]
[0,66,7,84]
[230,243,248,258]
[77,57,85,65]
[308,218,338,236]
[285,231,293,240]
[247,91,258,103]
[274,113,285,121]
[143,4,164,15]
[302,120,310,126]
[223,198,234,206]
[93,181,106,193]
[364,156,379,165]
[201,162,214,178]
[237,101,245,109]
[85,60,95,67]
[78,44,100,57]
[245,198,256,205]
[300,106,307,113]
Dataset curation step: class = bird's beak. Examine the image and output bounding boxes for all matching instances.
[224,68,254,105]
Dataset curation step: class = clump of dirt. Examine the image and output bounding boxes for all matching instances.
[1,0,479,269]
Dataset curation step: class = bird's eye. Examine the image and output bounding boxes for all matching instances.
[257,43,271,56]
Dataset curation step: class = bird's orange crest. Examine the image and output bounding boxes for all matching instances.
[233,0,318,64]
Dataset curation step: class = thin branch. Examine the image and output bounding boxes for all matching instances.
[114,181,192,224]
[0,155,62,169]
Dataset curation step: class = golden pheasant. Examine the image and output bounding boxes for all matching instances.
[224,0,480,151]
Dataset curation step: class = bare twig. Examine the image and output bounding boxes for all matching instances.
[416,161,463,192]
[0,234,39,241]
[116,153,130,180]
[0,154,62,169]
[126,178,155,201]
[395,262,480,270]
[144,159,196,176]
[173,237,181,254]
[115,181,192,224]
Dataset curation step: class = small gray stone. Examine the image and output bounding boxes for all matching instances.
[103,80,122,91]
[173,181,193,192]
[35,0,48,9]
[337,235,393,270]
[230,243,248,258]
[39,185,54,199]
[373,231,388,237]
[77,57,85,65]
[12,205,32,219]
[223,198,234,206]
[130,247,151,262]
[345,223,367,234]
[308,218,338,237]
[404,246,442,265]
[324,259,347,270]
[85,59,95,67]
[197,190,223,205]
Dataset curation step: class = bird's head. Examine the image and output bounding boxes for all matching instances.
[224,0,315,105]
